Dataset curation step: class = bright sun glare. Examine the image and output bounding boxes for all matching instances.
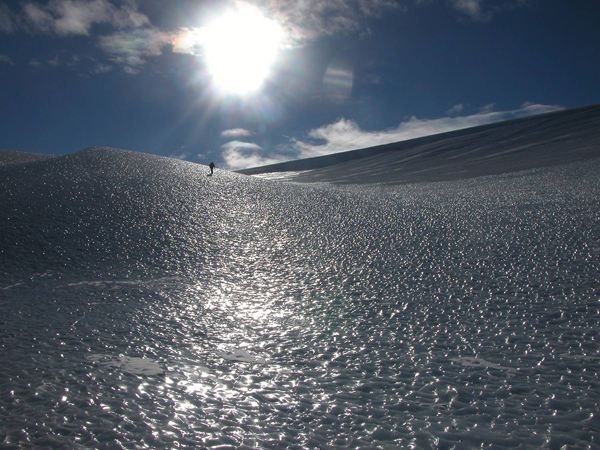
[202,3,284,95]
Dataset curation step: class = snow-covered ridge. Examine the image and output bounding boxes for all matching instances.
[0,146,252,278]
[239,104,600,184]
[0,149,55,166]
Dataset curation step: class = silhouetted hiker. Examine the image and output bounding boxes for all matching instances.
[209,162,215,175]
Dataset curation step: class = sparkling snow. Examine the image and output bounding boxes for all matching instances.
[1,109,599,448]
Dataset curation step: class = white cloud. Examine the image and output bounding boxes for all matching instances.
[170,152,188,160]
[292,102,563,158]
[448,0,529,21]
[447,103,464,115]
[221,128,256,139]
[15,0,148,35]
[98,28,170,73]
[87,1,401,72]
[231,102,563,169]
[258,0,401,42]
[223,102,563,169]
[221,140,283,170]
[92,62,112,74]
[23,3,54,31]
[1,0,531,75]
[450,0,483,20]
[0,54,14,65]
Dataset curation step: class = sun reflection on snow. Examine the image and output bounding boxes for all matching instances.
[165,270,302,421]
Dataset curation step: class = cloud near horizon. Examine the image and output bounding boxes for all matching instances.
[221,128,256,139]
[221,140,283,170]
[225,102,563,169]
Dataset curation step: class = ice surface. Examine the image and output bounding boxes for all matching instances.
[215,349,268,364]
[88,354,164,376]
[1,109,600,448]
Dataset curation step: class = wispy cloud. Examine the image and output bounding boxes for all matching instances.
[259,0,401,42]
[448,0,529,21]
[447,103,464,115]
[221,140,282,170]
[0,54,14,65]
[0,3,16,32]
[231,102,563,168]
[91,0,402,80]
[169,152,188,160]
[97,28,170,73]
[293,102,562,158]
[19,0,148,35]
[221,128,256,139]
[91,62,112,74]
[450,0,483,20]
[0,0,531,74]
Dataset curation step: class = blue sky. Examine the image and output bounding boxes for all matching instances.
[1,0,599,169]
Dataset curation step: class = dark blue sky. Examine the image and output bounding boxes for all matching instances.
[1,0,599,168]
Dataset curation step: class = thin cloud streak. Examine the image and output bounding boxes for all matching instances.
[449,0,530,21]
[0,54,14,65]
[450,0,483,20]
[97,28,170,73]
[19,0,148,35]
[0,4,16,32]
[221,128,256,139]
[257,0,401,42]
[232,103,563,168]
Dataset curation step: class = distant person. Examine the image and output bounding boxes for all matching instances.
[209,161,215,176]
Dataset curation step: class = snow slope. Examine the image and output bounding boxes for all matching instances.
[239,104,600,184]
[1,117,599,447]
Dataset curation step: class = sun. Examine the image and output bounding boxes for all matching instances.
[201,3,284,95]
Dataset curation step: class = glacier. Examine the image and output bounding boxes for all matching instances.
[1,106,599,448]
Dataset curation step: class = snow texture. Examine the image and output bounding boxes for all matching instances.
[1,106,599,448]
